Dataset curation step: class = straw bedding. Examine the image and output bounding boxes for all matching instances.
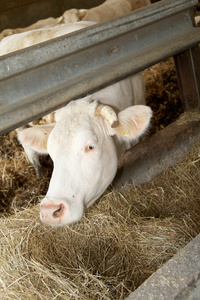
[0,59,200,299]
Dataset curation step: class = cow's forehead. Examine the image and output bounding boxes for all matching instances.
[68,97,96,113]
[56,98,97,122]
[52,98,99,138]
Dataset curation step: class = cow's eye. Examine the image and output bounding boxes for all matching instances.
[85,144,96,152]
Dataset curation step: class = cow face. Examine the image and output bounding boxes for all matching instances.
[18,98,152,226]
[40,99,119,226]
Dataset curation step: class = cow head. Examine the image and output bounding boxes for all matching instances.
[19,98,152,226]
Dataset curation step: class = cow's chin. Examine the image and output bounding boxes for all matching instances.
[84,188,110,208]
[40,197,84,227]
[84,172,118,209]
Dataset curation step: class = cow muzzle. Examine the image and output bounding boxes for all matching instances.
[40,198,66,225]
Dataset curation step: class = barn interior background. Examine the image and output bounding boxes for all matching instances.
[0,0,200,299]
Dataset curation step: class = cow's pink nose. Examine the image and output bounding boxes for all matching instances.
[40,200,66,225]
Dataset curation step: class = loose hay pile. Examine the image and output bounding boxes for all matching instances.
[0,140,200,299]
[144,58,183,135]
[0,58,199,299]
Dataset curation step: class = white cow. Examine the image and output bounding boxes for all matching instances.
[1,21,152,225]
[0,22,95,55]
[18,74,152,226]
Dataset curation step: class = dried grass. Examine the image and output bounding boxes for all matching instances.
[0,58,199,298]
[0,140,200,299]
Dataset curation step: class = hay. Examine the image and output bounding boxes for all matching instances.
[0,141,200,299]
[0,57,199,299]
[144,57,183,135]
[0,131,52,213]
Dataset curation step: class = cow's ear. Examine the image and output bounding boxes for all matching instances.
[110,105,152,139]
[17,124,55,153]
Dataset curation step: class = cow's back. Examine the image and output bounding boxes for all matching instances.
[0,21,95,56]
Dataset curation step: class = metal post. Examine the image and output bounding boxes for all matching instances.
[174,45,200,111]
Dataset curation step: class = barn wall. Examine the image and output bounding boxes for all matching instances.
[0,0,104,31]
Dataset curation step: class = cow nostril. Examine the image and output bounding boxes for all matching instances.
[53,204,64,218]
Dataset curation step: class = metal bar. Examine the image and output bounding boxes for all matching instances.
[0,0,199,134]
[126,233,200,300]
[0,0,197,80]
[174,45,200,110]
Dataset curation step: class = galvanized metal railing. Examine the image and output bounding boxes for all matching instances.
[0,0,199,134]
